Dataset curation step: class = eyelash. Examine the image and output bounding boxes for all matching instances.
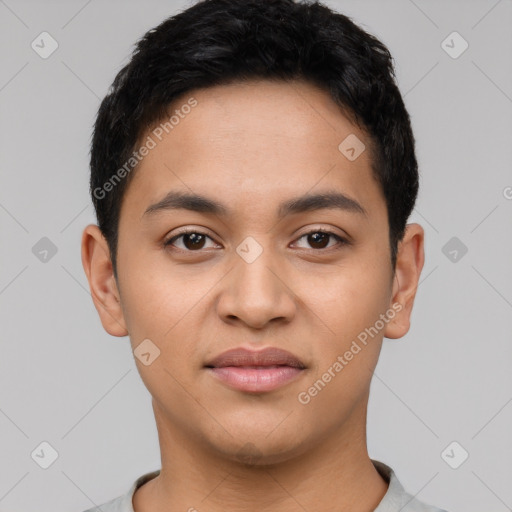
[163,228,349,252]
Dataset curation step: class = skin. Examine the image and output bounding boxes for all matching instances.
[81,79,424,512]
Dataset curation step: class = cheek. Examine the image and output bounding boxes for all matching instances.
[120,274,178,342]
[119,266,206,412]
[118,253,213,370]
[295,274,389,418]
[118,247,189,336]
[302,245,392,382]
[313,261,391,339]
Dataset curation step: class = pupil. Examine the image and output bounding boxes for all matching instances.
[184,233,205,250]
[309,232,328,249]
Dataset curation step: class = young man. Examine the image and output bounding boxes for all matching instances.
[80,0,448,510]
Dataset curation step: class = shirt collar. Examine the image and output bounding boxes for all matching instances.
[123,459,417,512]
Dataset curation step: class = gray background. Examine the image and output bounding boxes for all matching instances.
[1,0,511,511]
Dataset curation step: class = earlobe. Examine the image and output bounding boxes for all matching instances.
[81,224,128,337]
[384,223,425,340]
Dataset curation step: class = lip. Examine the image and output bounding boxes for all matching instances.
[204,347,306,393]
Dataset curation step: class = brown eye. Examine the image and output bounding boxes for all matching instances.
[164,231,217,251]
[307,232,330,249]
[294,230,347,250]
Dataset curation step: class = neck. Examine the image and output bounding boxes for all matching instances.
[133,398,389,512]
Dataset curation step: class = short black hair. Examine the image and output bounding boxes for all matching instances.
[89,0,419,280]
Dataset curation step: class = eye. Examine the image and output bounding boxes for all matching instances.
[293,229,348,250]
[163,228,349,253]
[164,230,219,251]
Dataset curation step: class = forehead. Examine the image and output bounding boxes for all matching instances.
[166,79,366,160]
[122,79,384,221]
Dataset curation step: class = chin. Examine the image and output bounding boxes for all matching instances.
[206,426,312,467]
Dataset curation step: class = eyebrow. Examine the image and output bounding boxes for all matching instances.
[142,190,367,219]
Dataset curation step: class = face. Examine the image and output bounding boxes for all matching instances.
[82,79,424,465]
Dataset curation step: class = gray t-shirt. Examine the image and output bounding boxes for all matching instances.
[82,459,449,512]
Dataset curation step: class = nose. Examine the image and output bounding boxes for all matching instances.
[216,243,297,330]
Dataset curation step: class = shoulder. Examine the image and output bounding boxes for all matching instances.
[372,460,450,512]
[397,495,450,512]
[81,494,127,512]
[80,469,161,512]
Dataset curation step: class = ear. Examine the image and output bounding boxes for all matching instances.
[81,224,128,337]
[384,223,425,339]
